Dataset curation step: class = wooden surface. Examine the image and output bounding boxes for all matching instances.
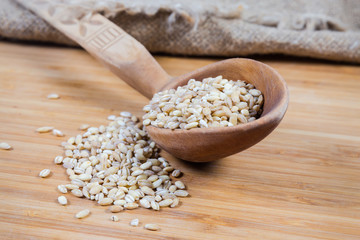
[0,41,360,239]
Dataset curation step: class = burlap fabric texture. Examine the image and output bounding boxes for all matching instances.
[1,0,360,63]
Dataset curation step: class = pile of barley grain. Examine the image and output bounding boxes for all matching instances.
[56,112,188,211]
[143,75,264,130]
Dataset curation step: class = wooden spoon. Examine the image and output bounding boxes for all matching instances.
[18,1,289,162]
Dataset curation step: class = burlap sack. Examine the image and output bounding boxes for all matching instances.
[1,0,359,63]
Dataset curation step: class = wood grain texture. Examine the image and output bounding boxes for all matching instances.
[0,41,360,239]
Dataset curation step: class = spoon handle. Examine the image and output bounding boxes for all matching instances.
[17,0,171,98]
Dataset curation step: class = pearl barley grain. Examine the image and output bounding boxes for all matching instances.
[57,185,68,194]
[170,198,179,208]
[71,189,83,198]
[159,199,173,207]
[174,190,189,197]
[172,169,181,178]
[151,201,160,211]
[130,219,139,227]
[110,215,119,222]
[75,209,90,219]
[39,169,51,178]
[58,196,67,205]
[47,93,60,99]
[0,142,12,150]
[124,202,139,210]
[144,224,160,231]
[36,126,54,133]
[98,198,113,206]
[54,156,63,164]
[175,181,186,189]
[79,124,90,131]
[139,199,151,208]
[109,205,123,213]
[53,129,65,137]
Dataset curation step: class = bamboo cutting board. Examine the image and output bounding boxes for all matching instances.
[0,41,360,240]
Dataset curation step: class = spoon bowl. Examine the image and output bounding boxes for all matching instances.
[19,2,289,162]
[147,58,289,162]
